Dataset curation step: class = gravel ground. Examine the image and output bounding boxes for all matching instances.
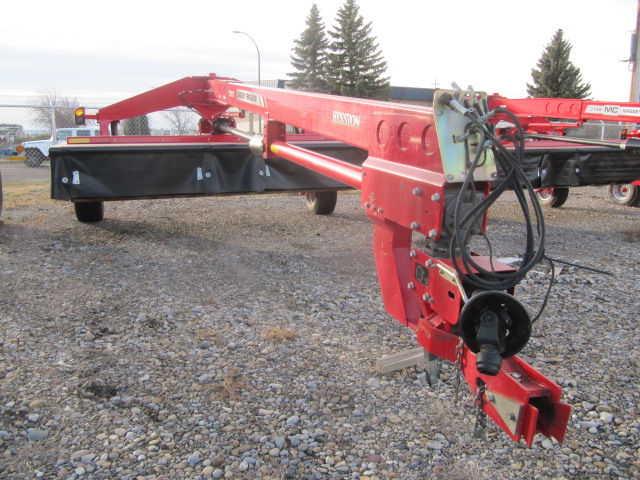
[0,185,639,480]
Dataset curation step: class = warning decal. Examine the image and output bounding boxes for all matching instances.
[237,89,267,108]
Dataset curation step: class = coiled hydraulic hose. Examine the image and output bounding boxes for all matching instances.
[443,93,546,292]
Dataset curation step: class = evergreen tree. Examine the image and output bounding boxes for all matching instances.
[527,29,591,99]
[289,4,330,93]
[326,0,390,100]
[123,115,151,135]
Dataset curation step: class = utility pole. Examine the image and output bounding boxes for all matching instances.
[47,92,56,137]
[630,0,640,102]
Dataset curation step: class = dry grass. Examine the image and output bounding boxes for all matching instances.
[195,326,223,345]
[209,367,246,400]
[260,326,298,342]
[0,417,66,475]
[2,182,52,209]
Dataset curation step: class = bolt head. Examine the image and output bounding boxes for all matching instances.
[410,222,420,230]
[364,202,370,208]
[412,187,422,196]
[428,229,438,238]
[431,193,441,202]
[407,282,415,290]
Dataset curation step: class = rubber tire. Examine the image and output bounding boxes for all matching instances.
[606,184,640,206]
[535,187,569,208]
[304,191,338,215]
[24,149,46,168]
[74,202,104,223]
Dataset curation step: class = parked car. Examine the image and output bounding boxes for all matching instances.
[21,126,100,167]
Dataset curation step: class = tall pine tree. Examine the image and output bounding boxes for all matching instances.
[288,4,330,93]
[325,0,390,100]
[527,29,591,99]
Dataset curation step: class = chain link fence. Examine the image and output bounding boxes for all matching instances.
[0,91,266,156]
[565,120,630,140]
[0,104,203,143]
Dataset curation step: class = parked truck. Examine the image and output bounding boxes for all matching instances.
[20,126,100,167]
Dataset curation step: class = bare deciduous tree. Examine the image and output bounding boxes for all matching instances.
[32,90,79,133]
[162,110,198,135]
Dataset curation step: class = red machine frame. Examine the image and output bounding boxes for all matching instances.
[70,74,640,446]
[487,94,640,132]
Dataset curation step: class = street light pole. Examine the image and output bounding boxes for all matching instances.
[233,30,262,132]
[233,30,261,87]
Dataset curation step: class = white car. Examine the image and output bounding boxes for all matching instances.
[21,126,101,167]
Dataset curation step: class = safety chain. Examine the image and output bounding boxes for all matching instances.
[452,339,465,405]
[473,380,488,440]
[450,339,490,441]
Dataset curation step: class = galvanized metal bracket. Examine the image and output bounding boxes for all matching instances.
[485,389,525,437]
[437,262,469,303]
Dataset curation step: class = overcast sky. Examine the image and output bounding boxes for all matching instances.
[1,0,637,103]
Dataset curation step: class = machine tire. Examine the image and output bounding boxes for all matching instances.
[74,201,104,223]
[24,149,46,168]
[606,183,640,206]
[535,187,569,208]
[304,191,338,215]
